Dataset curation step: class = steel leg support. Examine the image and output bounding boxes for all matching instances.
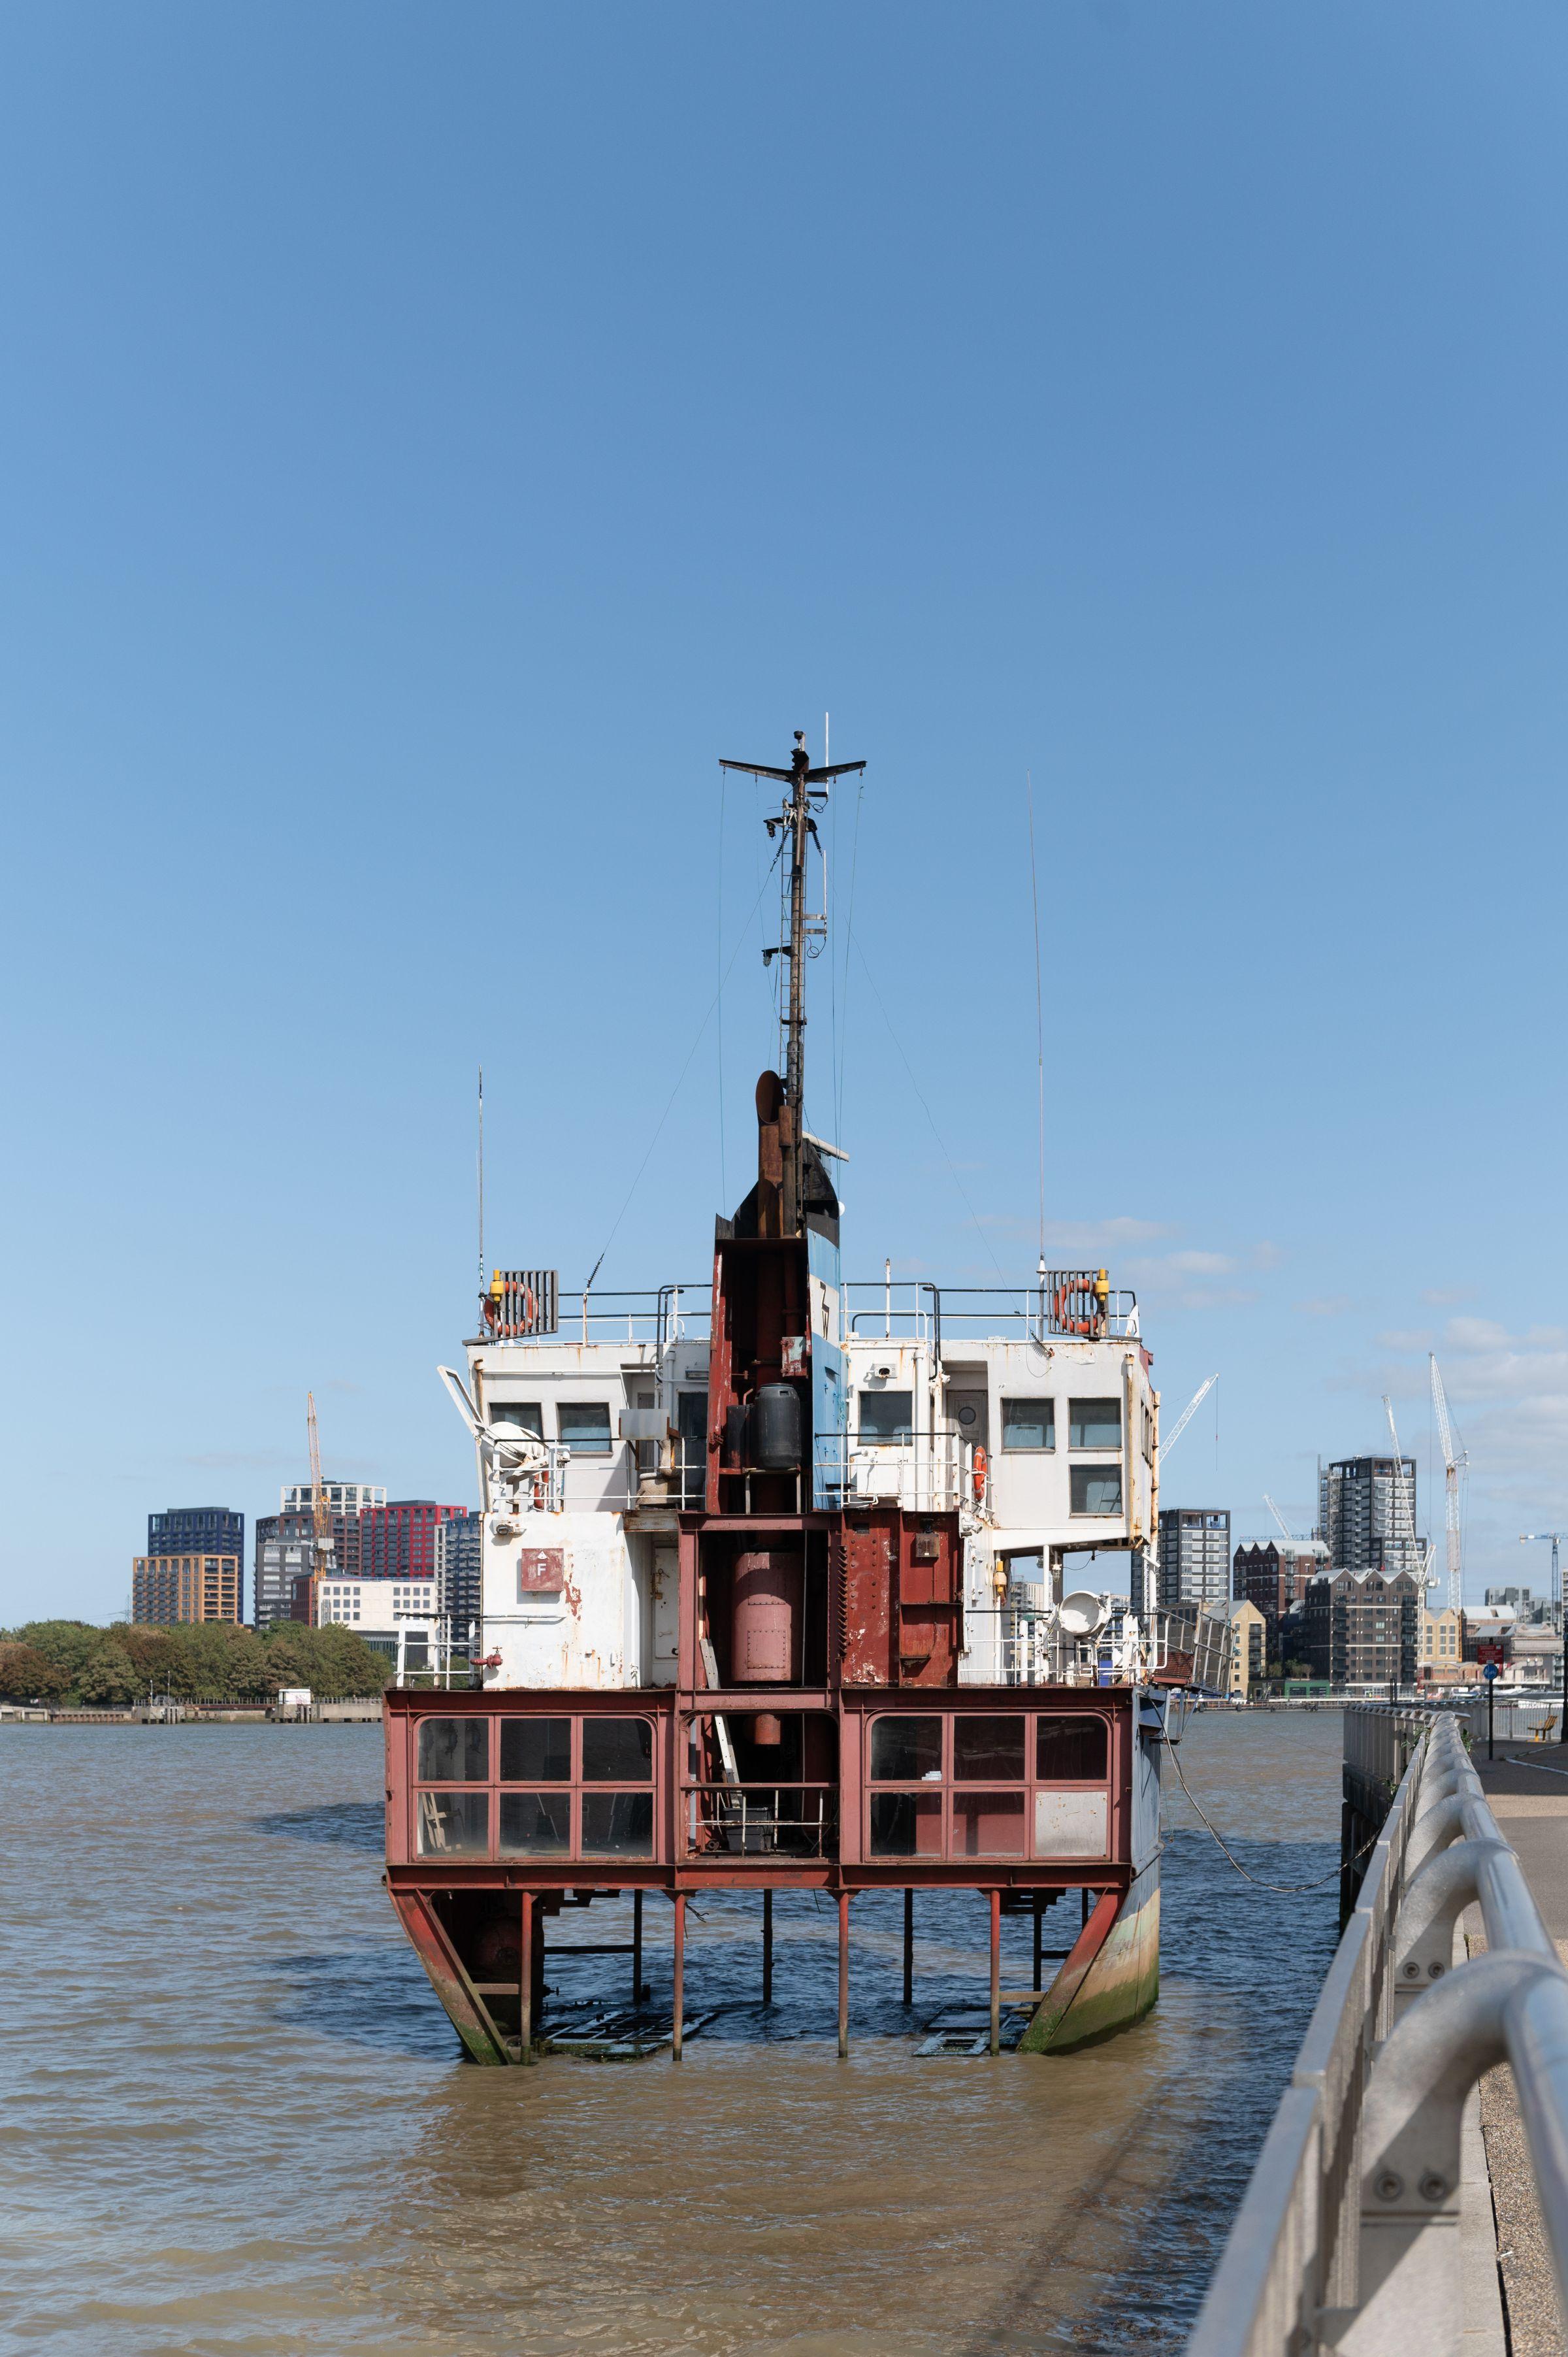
[672,1893,685,2061]
[838,1892,849,2059]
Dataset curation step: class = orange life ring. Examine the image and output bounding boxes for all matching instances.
[973,1444,988,1501]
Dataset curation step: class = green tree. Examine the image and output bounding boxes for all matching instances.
[74,1643,138,1707]
[8,1621,112,1690]
[261,1623,389,1698]
[0,1642,69,1702]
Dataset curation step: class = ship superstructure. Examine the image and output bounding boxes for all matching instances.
[384,735,1180,2064]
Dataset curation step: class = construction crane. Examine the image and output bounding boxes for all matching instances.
[306,1391,335,1626]
[1429,1355,1467,1613]
[1156,1373,1218,1468]
[1263,1494,1299,1547]
[1382,1395,1435,1587]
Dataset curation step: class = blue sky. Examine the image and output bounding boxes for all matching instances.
[3,1,1565,1621]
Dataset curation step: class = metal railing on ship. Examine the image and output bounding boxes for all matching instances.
[1186,1705,1568,2357]
[841,1275,1139,1357]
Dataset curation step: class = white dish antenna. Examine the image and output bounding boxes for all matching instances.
[1059,1590,1111,1639]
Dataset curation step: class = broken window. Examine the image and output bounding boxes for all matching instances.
[417,1717,488,1782]
[1070,1465,1123,1516]
[416,1791,489,1855]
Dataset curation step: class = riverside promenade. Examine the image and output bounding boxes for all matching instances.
[1470,1742,1568,2357]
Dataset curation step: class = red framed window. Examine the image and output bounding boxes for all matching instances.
[866,1710,1109,1862]
[412,1713,656,1861]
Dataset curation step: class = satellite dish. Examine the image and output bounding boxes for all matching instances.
[1060,1590,1111,1639]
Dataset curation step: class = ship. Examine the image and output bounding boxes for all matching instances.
[383,733,1196,2064]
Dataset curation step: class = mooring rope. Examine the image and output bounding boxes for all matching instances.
[1162,1733,1380,1894]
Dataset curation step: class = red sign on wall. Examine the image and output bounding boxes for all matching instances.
[518,1549,565,1596]
[1475,1640,1506,1668]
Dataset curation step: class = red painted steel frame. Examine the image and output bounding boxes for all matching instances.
[384,1685,1134,1903]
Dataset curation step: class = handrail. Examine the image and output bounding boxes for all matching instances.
[1188,1707,1568,2354]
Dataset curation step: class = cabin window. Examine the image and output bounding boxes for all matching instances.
[500,1717,570,1781]
[1070,1465,1123,1516]
[581,1717,654,1781]
[1069,1398,1122,1449]
[869,1792,943,1856]
[497,1793,571,1854]
[416,1791,489,1855]
[1001,1398,1054,1451]
[490,1400,543,1435]
[952,1790,1026,1856]
[1036,1716,1109,1779]
[581,1792,655,1854]
[953,1715,1026,1780]
[859,1390,914,1443]
[417,1717,488,1782]
[870,1715,943,1780]
[558,1401,613,1455]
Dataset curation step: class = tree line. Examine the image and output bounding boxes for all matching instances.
[0,1618,393,1706]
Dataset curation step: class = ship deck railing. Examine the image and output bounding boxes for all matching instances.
[683,1780,838,1858]
[842,1276,1140,1358]
[1186,1702,1568,2356]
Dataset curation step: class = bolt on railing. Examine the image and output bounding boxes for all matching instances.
[1187,1706,1568,2356]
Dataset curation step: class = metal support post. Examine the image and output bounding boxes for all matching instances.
[902,1888,914,2007]
[672,1894,686,2061]
[762,1889,774,2006]
[519,1891,534,2065]
[1488,1672,1495,1761]
[632,1889,644,2007]
[1033,1892,1043,1992]
[989,1889,1002,2056]
[837,1892,850,2058]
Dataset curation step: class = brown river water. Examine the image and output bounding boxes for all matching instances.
[2,1709,1343,2354]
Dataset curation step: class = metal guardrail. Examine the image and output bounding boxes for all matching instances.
[1188,1706,1568,2354]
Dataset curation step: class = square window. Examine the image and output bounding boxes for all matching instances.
[870,1715,942,1780]
[498,1792,571,1854]
[953,1790,1026,1856]
[559,1402,612,1455]
[1001,1398,1054,1451]
[416,1791,489,1855]
[1069,1398,1122,1449]
[582,1717,653,1781]
[1036,1716,1108,1779]
[491,1400,544,1435]
[953,1715,1026,1780]
[859,1391,914,1443]
[1070,1465,1123,1517]
[500,1718,572,1781]
[417,1717,489,1782]
[581,1792,654,1854]
[869,1791,943,1856]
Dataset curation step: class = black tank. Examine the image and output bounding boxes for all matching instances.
[749,1383,804,1470]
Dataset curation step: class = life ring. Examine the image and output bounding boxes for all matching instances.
[973,1445,988,1503]
[521,1282,538,1330]
[1053,1283,1096,1339]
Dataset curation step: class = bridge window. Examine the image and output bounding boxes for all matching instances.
[498,1792,570,1854]
[582,1717,654,1781]
[1001,1398,1054,1451]
[491,1400,543,1434]
[860,1391,915,1443]
[416,1791,489,1855]
[953,1715,1025,1780]
[1036,1716,1108,1779]
[1069,1398,1122,1449]
[581,1792,654,1854]
[558,1402,613,1455]
[500,1717,570,1781]
[1070,1466,1123,1516]
[417,1717,488,1782]
[870,1715,942,1780]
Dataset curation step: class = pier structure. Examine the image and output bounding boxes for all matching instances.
[384,736,1170,2063]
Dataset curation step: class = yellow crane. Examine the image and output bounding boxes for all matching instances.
[306,1391,335,1624]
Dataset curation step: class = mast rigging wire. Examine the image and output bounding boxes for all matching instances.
[586,838,785,1281]
[1027,773,1045,1266]
[847,927,1006,1279]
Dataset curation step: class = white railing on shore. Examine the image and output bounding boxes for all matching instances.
[1187,1706,1568,2356]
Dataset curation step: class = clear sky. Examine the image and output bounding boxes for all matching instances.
[3,1,1565,1623]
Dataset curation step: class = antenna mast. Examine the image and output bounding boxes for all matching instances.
[719,730,866,1232]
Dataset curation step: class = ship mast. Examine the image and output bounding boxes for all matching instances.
[720,730,865,1232]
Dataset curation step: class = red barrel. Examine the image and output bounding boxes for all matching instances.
[732,1549,804,1688]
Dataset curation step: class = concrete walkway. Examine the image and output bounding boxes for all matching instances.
[1469,1744,1568,2357]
